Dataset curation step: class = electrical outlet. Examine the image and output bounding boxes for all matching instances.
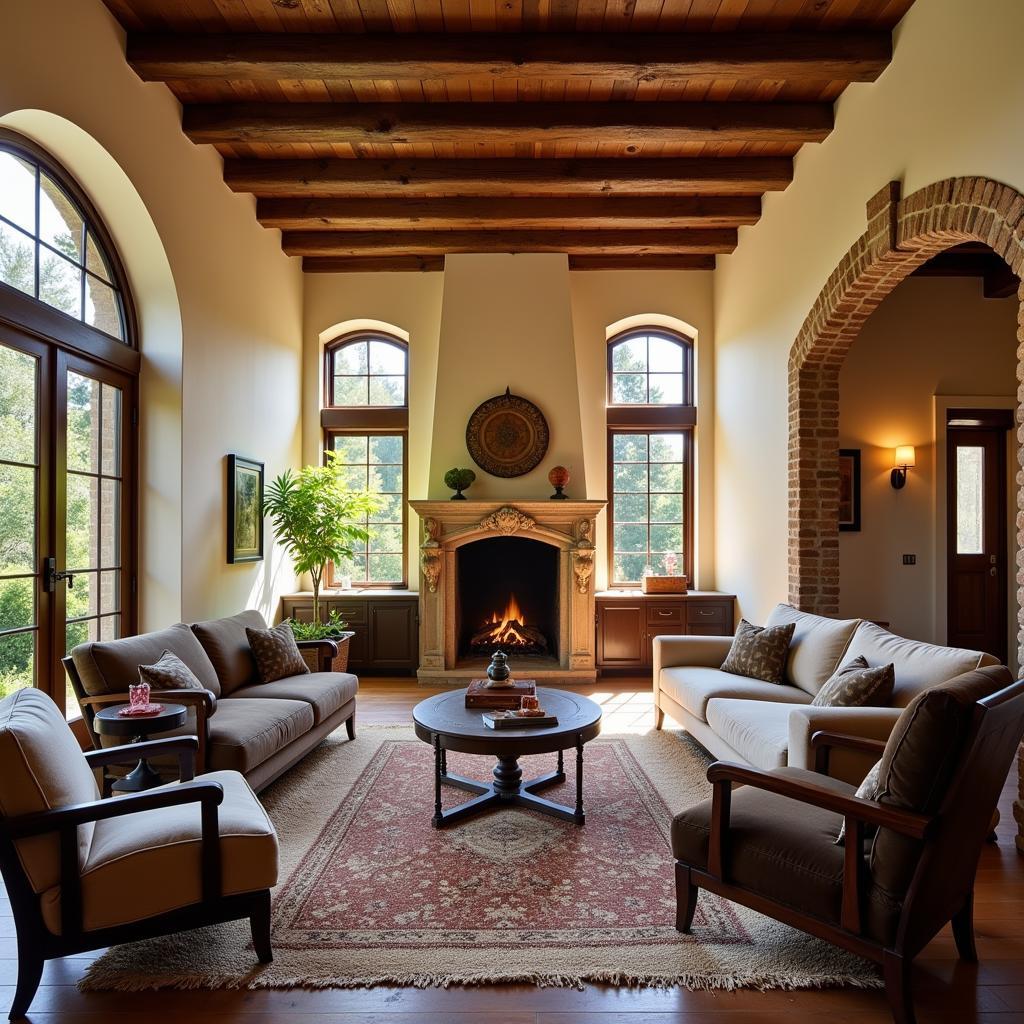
[902,554,917,566]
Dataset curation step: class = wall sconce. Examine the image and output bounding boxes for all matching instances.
[890,445,916,489]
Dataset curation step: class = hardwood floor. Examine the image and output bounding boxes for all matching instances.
[9,679,1024,1023]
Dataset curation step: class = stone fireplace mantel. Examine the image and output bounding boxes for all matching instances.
[409,500,606,685]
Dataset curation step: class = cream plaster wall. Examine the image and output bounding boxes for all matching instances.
[713,0,1024,624]
[569,269,715,592]
[1,0,304,625]
[302,271,445,592]
[837,277,1017,645]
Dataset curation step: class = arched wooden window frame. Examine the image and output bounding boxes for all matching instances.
[321,330,409,589]
[606,327,695,588]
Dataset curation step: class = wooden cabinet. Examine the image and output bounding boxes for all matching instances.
[280,592,418,676]
[595,592,735,672]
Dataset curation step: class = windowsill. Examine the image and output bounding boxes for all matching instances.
[285,588,417,598]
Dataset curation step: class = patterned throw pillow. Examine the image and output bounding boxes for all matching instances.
[836,758,883,845]
[811,655,895,708]
[719,619,796,684]
[138,650,205,691]
[246,621,310,684]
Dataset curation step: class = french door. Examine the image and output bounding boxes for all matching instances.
[0,323,135,718]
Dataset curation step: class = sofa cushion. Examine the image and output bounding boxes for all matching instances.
[720,619,795,684]
[705,698,793,770]
[765,604,861,697]
[72,622,221,698]
[191,610,268,694]
[673,766,851,925]
[231,672,358,726]
[0,689,100,895]
[40,770,278,935]
[661,666,811,724]
[844,621,995,708]
[138,650,207,693]
[811,655,895,708]
[246,621,309,684]
[206,697,314,774]
[869,664,1013,900]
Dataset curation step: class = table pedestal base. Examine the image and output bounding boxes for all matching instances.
[432,742,585,828]
[111,755,165,793]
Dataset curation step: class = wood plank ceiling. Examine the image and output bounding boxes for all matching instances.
[102,0,914,273]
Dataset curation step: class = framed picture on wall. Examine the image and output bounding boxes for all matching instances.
[227,454,264,563]
[838,448,861,533]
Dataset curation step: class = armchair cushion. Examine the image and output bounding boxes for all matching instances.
[39,770,278,935]
[661,667,811,724]
[72,623,221,698]
[191,610,267,694]
[231,672,358,726]
[705,698,793,770]
[764,605,860,696]
[0,689,100,894]
[673,766,852,925]
[206,697,314,774]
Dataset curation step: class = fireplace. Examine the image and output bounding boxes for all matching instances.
[457,537,559,661]
[409,500,605,685]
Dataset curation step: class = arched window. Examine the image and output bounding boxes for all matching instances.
[0,131,138,719]
[0,140,129,343]
[607,328,695,587]
[322,331,408,588]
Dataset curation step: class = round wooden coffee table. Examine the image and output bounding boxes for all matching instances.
[94,702,188,793]
[412,687,602,829]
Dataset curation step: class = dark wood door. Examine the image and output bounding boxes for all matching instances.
[367,601,417,669]
[947,422,1008,661]
[596,602,645,667]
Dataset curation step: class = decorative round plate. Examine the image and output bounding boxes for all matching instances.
[466,388,549,478]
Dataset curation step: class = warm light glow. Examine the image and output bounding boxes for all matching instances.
[894,445,916,469]
[475,593,541,649]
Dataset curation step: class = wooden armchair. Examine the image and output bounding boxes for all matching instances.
[672,665,1024,1024]
[0,688,278,1020]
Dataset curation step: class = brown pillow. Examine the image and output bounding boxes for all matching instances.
[138,650,206,692]
[812,655,895,708]
[720,619,796,684]
[246,621,309,684]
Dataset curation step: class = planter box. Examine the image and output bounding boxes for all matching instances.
[299,631,354,675]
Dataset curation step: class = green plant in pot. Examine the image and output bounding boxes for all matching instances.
[264,449,382,638]
[444,467,476,500]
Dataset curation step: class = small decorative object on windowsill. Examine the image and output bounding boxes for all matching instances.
[289,611,354,673]
[641,556,689,594]
[548,465,570,499]
[443,467,476,500]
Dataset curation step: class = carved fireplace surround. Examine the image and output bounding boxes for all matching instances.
[409,500,606,685]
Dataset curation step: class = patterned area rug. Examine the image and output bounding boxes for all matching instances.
[82,725,882,992]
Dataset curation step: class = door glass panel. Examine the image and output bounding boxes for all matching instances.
[39,249,82,319]
[0,218,35,296]
[85,274,123,341]
[39,172,83,263]
[67,372,100,472]
[955,446,985,555]
[0,343,39,701]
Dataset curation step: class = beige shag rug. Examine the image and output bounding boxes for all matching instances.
[82,724,881,993]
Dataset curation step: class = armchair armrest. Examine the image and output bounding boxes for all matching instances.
[84,735,198,782]
[704,760,932,935]
[787,705,900,783]
[811,730,887,776]
[295,638,338,672]
[77,689,214,773]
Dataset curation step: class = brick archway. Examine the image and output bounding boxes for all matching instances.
[788,177,1024,645]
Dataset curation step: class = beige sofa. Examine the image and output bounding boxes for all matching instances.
[653,603,998,783]
[67,609,357,792]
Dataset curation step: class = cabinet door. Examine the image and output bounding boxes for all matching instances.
[597,603,645,666]
[368,601,417,669]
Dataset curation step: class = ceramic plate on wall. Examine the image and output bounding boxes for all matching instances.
[466,387,550,478]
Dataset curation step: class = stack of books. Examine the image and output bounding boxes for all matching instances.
[464,678,537,709]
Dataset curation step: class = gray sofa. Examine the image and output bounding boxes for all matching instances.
[653,603,998,783]
[67,609,357,792]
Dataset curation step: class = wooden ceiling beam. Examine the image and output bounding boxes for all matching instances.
[303,257,446,273]
[257,195,761,230]
[183,102,833,147]
[568,255,716,271]
[225,157,793,197]
[128,31,891,84]
[281,229,737,257]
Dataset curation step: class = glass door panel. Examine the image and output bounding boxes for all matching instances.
[0,342,40,700]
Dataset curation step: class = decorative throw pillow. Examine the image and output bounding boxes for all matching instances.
[836,759,882,845]
[246,621,309,684]
[719,619,796,684]
[811,655,895,708]
[138,650,205,691]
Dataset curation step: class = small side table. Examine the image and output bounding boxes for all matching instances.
[94,703,188,793]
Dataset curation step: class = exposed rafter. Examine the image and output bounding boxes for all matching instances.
[128,31,891,84]
[301,255,718,273]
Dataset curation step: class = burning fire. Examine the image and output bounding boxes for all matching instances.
[470,593,548,653]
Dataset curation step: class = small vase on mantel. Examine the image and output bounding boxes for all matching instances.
[548,465,570,499]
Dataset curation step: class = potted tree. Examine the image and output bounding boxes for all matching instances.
[264,450,381,673]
